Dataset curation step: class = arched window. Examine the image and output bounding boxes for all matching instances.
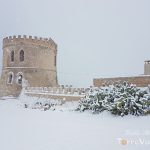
[17,74,23,85]
[7,72,14,84]
[11,51,14,62]
[20,50,24,62]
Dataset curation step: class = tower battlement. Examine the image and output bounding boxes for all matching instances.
[3,35,57,49]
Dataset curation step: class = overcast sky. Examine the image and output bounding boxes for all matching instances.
[0,0,150,87]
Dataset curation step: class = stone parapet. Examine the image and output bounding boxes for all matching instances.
[93,76,150,87]
[3,35,57,49]
[23,86,90,101]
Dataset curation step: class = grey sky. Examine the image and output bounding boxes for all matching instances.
[0,0,150,87]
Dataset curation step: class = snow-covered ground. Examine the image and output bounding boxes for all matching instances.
[0,97,150,150]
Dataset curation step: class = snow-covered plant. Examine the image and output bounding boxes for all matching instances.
[19,90,64,111]
[77,82,150,116]
[77,88,110,113]
[20,96,64,111]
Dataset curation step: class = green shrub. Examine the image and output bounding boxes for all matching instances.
[77,82,150,116]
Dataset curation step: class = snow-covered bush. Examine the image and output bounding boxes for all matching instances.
[18,88,64,111]
[20,96,64,111]
[77,88,108,113]
[77,82,150,116]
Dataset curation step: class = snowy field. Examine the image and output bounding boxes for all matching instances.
[0,97,150,150]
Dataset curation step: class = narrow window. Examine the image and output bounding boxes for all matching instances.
[20,50,24,62]
[7,73,13,84]
[11,51,14,62]
[54,55,56,66]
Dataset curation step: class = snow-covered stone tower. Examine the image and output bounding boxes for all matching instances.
[0,35,58,96]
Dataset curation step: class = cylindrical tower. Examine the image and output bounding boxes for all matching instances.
[144,60,150,75]
[1,35,58,96]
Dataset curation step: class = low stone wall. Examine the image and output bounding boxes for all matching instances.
[93,76,150,87]
[24,86,90,101]
[25,93,84,101]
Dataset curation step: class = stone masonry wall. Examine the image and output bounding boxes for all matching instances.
[93,76,150,87]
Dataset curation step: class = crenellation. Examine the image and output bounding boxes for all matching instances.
[34,36,37,40]
[49,38,53,43]
[29,35,32,39]
[3,37,8,43]
[2,35,57,49]
[23,35,27,39]
[13,35,16,39]
[9,36,12,39]
[18,35,21,39]
[44,38,48,41]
